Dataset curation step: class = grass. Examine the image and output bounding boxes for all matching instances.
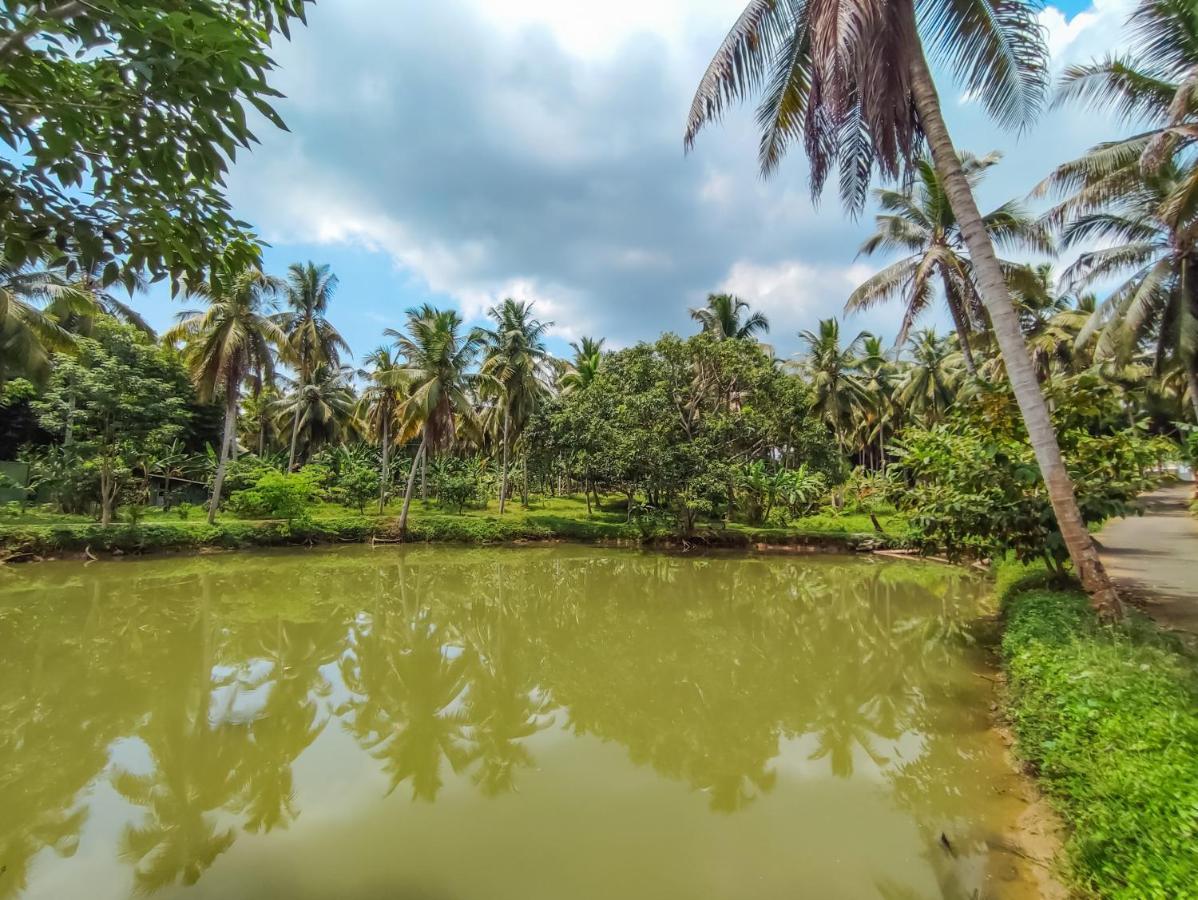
[997,560,1198,899]
[0,494,909,556]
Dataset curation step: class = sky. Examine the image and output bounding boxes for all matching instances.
[138,0,1138,361]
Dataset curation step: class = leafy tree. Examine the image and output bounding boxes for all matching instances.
[685,0,1123,614]
[0,0,309,286]
[34,319,191,523]
[891,379,1171,569]
[166,268,285,524]
[335,463,378,515]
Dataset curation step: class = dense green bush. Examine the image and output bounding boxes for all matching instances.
[1000,568,1198,898]
[228,470,319,523]
[891,382,1172,568]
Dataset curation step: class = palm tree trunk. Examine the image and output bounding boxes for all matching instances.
[1187,368,1198,424]
[287,405,302,471]
[378,416,390,515]
[909,47,1120,618]
[208,387,239,526]
[940,269,978,375]
[420,448,427,501]
[399,436,426,537]
[499,406,510,515]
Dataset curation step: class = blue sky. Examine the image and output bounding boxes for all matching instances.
[137,0,1137,361]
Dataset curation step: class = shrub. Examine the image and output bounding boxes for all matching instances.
[891,383,1171,568]
[175,502,196,520]
[227,470,318,523]
[333,463,378,513]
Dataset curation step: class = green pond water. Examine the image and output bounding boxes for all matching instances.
[0,546,1041,900]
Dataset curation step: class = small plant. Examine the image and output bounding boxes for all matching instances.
[228,470,318,524]
[175,502,195,520]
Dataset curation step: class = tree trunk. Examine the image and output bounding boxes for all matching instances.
[909,47,1121,618]
[99,463,115,525]
[287,405,302,471]
[521,450,529,507]
[398,436,426,536]
[940,268,978,375]
[1187,368,1198,423]
[499,407,510,515]
[378,416,390,515]
[420,447,427,501]
[208,387,239,525]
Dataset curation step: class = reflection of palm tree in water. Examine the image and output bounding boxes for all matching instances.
[340,563,472,801]
[235,614,347,833]
[460,565,555,796]
[110,576,245,894]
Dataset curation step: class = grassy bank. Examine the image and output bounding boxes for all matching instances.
[0,496,909,559]
[997,562,1198,898]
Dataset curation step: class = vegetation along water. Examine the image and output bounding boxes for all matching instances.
[0,546,1045,900]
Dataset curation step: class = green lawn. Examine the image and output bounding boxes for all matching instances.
[998,561,1198,899]
[0,493,909,555]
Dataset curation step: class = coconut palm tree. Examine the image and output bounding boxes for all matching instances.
[272,364,360,460]
[277,262,349,470]
[1042,162,1198,422]
[559,336,605,393]
[798,318,867,452]
[685,0,1121,614]
[386,305,483,535]
[478,299,554,514]
[50,260,155,337]
[0,264,95,387]
[848,153,1053,374]
[855,335,897,469]
[898,329,962,424]
[360,346,411,514]
[1038,0,1198,397]
[689,293,770,340]
[165,268,285,524]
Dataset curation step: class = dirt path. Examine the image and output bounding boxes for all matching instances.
[1097,482,1198,635]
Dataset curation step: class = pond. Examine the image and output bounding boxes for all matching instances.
[0,546,1040,899]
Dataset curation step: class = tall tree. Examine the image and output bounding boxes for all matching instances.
[360,346,411,514]
[848,153,1052,374]
[1042,162,1198,422]
[386,306,483,535]
[798,318,866,453]
[685,0,1122,615]
[272,364,359,461]
[478,299,554,514]
[166,269,285,524]
[277,262,349,470]
[897,329,961,424]
[0,1,308,287]
[689,293,770,340]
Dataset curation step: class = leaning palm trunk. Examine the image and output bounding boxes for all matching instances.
[398,436,426,536]
[378,416,390,515]
[908,48,1121,618]
[208,385,239,526]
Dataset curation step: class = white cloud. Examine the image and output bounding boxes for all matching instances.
[220,0,1137,355]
